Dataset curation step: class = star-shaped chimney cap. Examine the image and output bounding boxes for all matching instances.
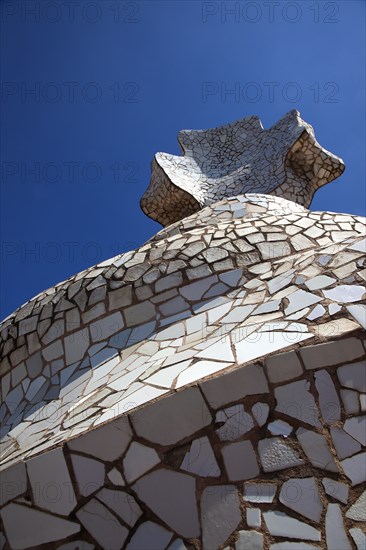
[141,110,345,226]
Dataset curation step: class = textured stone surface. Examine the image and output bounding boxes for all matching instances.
[258,438,304,472]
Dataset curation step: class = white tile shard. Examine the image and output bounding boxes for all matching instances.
[181,436,221,477]
[345,490,366,521]
[279,477,323,522]
[201,485,241,550]
[263,511,321,541]
[325,503,352,550]
[133,469,200,538]
[123,442,160,482]
[1,503,80,548]
[126,522,173,550]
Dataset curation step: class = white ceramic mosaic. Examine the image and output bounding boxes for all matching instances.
[0,111,365,550]
[141,109,344,225]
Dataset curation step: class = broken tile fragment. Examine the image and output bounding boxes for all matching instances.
[200,362,268,409]
[1,503,80,548]
[123,442,160,482]
[279,477,322,522]
[251,402,269,427]
[67,416,132,461]
[324,285,365,303]
[275,380,321,427]
[76,498,128,550]
[265,350,303,383]
[133,469,199,538]
[222,440,259,481]
[235,530,263,550]
[27,448,77,515]
[201,485,241,550]
[341,452,366,485]
[349,528,366,550]
[345,490,366,521]
[246,508,261,528]
[131,387,211,445]
[243,482,277,503]
[0,462,27,506]
[96,488,142,527]
[314,369,341,424]
[297,427,338,472]
[126,522,173,550]
[70,454,105,497]
[215,404,254,441]
[343,415,366,446]
[325,503,352,550]
[235,330,312,364]
[181,436,220,477]
[341,388,360,414]
[301,338,364,370]
[337,360,366,393]
[268,419,293,437]
[330,426,361,459]
[285,289,322,315]
[322,477,349,504]
[263,511,320,541]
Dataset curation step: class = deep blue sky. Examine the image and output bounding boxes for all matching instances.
[1,0,365,319]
